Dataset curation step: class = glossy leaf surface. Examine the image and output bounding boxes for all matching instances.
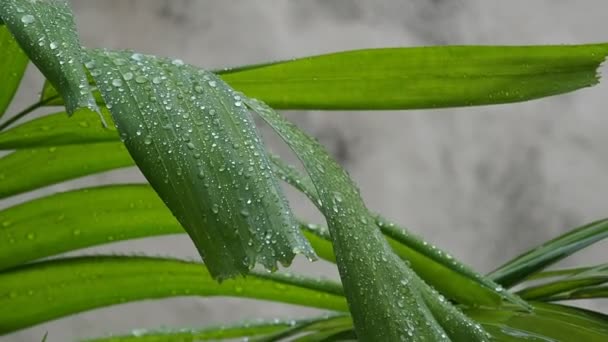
[0,256,347,334]
[0,0,98,116]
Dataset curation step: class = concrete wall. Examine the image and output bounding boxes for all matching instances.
[4,1,608,341]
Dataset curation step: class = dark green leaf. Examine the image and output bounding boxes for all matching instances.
[42,44,608,110]
[0,109,116,149]
[0,256,348,335]
[0,0,98,116]
[545,285,608,301]
[0,142,133,198]
[84,49,315,280]
[271,152,526,308]
[252,314,352,342]
[0,25,28,118]
[247,98,489,341]
[488,219,608,287]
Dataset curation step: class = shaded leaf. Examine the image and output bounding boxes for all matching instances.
[271,152,526,308]
[0,142,132,198]
[0,256,347,335]
[84,49,315,279]
[544,285,608,301]
[247,98,489,341]
[0,25,28,118]
[42,45,608,110]
[488,219,608,287]
[0,109,116,149]
[0,0,98,116]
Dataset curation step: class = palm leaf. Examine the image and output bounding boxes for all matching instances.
[0,25,28,118]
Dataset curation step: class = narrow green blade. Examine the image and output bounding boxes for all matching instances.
[488,219,608,287]
[0,26,28,118]
[271,153,525,308]
[247,98,489,341]
[0,184,336,272]
[517,264,608,300]
[83,49,315,279]
[465,303,608,341]
[0,142,133,198]
[42,45,608,110]
[0,109,116,149]
[0,256,347,335]
[82,316,340,342]
[544,285,608,301]
[0,0,98,116]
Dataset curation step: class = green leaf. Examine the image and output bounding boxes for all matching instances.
[544,285,608,301]
[0,0,98,116]
[0,184,340,273]
[0,256,347,335]
[0,25,28,118]
[488,219,608,287]
[246,98,489,341]
[42,44,608,110]
[517,264,608,300]
[271,153,526,308]
[0,109,116,149]
[0,142,132,199]
[252,314,352,342]
[84,49,316,280]
[83,318,308,342]
[465,303,608,341]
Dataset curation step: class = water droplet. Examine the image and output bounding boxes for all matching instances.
[212,204,219,214]
[208,80,217,87]
[152,77,162,84]
[186,142,195,150]
[172,59,184,66]
[21,14,35,24]
[135,75,147,84]
[131,53,143,61]
[123,72,134,81]
[240,209,250,217]
[234,101,242,107]
[112,79,123,87]
[194,85,204,93]
[144,136,152,145]
[26,233,35,240]
[197,169,205,179]
[49,42,58,50]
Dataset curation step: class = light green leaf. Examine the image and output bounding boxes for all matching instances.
[0,142,132,199]
[0,109,116,149]
[83,317,315,342]
[465,303,608,341]
[0,0,98,116]
[488,219,608,287]
[0,25,28,118]
[247,98,489,341]
[41,45,608,110]
[270,153,526,308]
[0,184,338,273]
[83,49,316,280]
[0,256,347,335]
[544,285,608,301]
[517,264,608,300]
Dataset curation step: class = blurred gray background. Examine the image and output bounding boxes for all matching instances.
[4,0,608,341]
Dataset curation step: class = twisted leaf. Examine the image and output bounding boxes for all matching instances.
[246,98,489,341]
[0,0,98,116]
[82,49,317,279]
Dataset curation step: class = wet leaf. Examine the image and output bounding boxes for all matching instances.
[0,142,132,199]
[271,153,527,308]
[0,25,28,118]
[82,49,315,279]
[517,264,608,301]
[247,98,489,341]
[489,219,608,287]
[0,0,98,116]
[0,256,347,335]
[41,44,608,110]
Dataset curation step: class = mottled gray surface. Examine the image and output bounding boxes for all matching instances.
[3,0,608,341]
